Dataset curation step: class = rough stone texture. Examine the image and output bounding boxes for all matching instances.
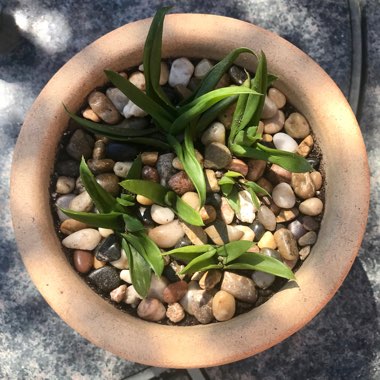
[0,0,378,379]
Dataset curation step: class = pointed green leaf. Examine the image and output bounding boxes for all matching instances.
[122,214,144,232]
[126,154,142,180]
[216,241,254,263]
[225,252,296,280]
[122,238,151,298]
[225,187,240,214]
[136,232,164,276]
[164,191,204,226]
[245,186,261,210]
[179,249,218,275]
[244,180,270,197]
[60,209,124,230]
[224,171,244,178]
[116,197,135,207]
[120,179,167,205]
[79,157,124,213]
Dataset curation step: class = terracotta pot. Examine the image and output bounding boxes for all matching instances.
[10,14,369,368]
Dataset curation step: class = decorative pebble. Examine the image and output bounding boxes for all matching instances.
[235,225,255,241]
[236,190,256,223]
[82,107,101,122]
[212,290,236,321]
[148,275,169,302]
[194,58,213,78]
[96,173,120,197]
[168,171,195,195]
[95,234,121,262]
[272,183,296,209]
[181,222,208,245]
[284,112,311,139]
[226,158,248,176]
[246,159,266,181]
[201,122,226,145]
[205,169,220,192]
[56,194,76,221]
[88,266,122,293]
[221,272,257,303]
[199,270,222,290]
[56,159,79,177]
[297,135,314,157]
[60,219,89,235]
[55,176,75,194]
[123,101,148,119]
[276,207,299,223]
[268,87,286,109]
[257,205,277,231]
[141,151,159,166]
[181,192,200,210]
[106,87,129,113]
[299,197,324,216]
[204,142,232,169]
[87,158,115,174]
[120,269,132,284]
[168,57,194,87]
[199,205,217,224]
[220,197,235,224]
[136,194,154,206]
[263,110,285,134]
[69,191,93,213]
[299,245,311,260]
[266,164,292,184]
[110,248,129,270]
[93,257,106,269]
[148,220,185,248]
[162,280,188,303]
[228,65,247,85]
[298,231,317,246]
[250,221,266,241]
[193,296,214,324]
[217,102,236,128]
[137,298,166,322]
[206,192,222,208]
[273,132,298,152]
[151,204,175,225]
[261,247,282,260]
[287,219,307,240]
[204,221,243,245]
[291,172,316,199]
[310,171,323,190]
[88,91,121,124]
[301,215,320,231]
[73,250,93,273]
[125,285,143,306]
[129,71,146,91]
[106,142,140,162]
[258,231,277,249]
[166,302,185,323]
[92,140,106,160]
[252,271,275,289]
[110,284,128,303]
[172,150,203,170]
[139,62,169,85]
[113,161,133,178]
[157,153,176,186]
[66,129,94,160]
[62,228,101,250]
[273,228,299,260]
[261,96,278,119]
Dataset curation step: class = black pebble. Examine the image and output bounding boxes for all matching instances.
[250,221,265,241]
[88,266,122,293]
[106,142,140,161]
[95,234,121,262]
[174,236,192,249]
[56,159,80,177]
[228,65,248,85]
[206,193,222,209]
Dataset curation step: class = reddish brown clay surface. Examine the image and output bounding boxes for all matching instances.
[10,14,370,368]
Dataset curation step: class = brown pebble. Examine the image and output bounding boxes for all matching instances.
[60,219,90,235]
[141,151,158,166]
[93,256,106,269]
[296,135,314,157]
[92,140,106,160]
[110,284,128,303]
[87,159,115,175]
[276,208,299,223]
[162,281,188,303]
[166,302,185,323]
[142,165,159,182]
[82,107,101,122]
[246,159,267,181]
[88,91,121,124]
[226,158,248,176]
[266,164,292,184]
[168,171,195,195]
[73,250,93,273]
[199,205,217,224]
[96,173,120,197]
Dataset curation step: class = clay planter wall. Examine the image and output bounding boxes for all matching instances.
[10,14,369,368]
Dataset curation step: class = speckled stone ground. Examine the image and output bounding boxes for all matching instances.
[0,0,378,378]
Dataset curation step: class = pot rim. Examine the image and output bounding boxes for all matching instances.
[10,13,370,368]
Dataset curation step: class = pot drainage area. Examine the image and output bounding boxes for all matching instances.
[1,1,379,379]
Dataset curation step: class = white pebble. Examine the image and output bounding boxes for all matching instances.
[55,176,75,194]
[122,101,148,119]
[125,285,143,306]
[273,132,299,152]
[110,248,129,270]
[55,194,76,221]
[98,228,114,238]
[106,87,129,113]
[194,59,213,78]
[113,161,133,178]
[120,269,132,284]
[62,228,101,250]
[272,183,296,209]
[236,190,257,223]
[150,204,175,225]
[168,57,194,87]
[68,191,93,212]
[128,71,146,91]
